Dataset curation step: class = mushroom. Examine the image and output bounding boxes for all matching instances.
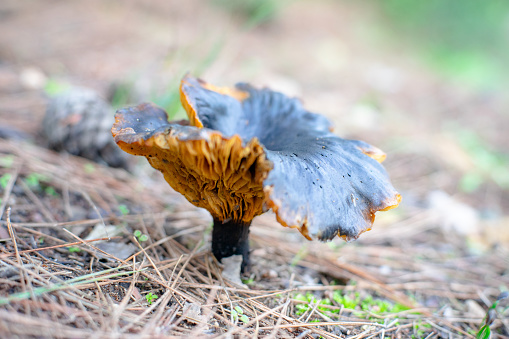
[111,75,401,270]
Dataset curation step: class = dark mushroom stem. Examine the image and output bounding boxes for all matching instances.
[211,218,251,272]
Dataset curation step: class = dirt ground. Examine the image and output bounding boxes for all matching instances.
[0,1,508,338]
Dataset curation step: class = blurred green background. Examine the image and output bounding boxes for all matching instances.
[376,0,509,89]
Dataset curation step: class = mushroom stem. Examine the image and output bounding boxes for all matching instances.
[211,219,251,272]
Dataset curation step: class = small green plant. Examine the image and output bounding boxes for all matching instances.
[242,277,255,285]
[118,204,130,216]
[44,186,58,197]
[0,174,12,189]
[242,278,254,285]
[358,294,410,314]
[477,291,509,339]
[294,293,310,315]
[294,291,411,318]
[145,292,158,305]
[134,230,148,242]
[413,320,432,338]
[242,274,255,285]
[294,293,334,316]
[68,246,81,253]
[231,305,249,323]
[24,173,48,190]
[333,291,366,311]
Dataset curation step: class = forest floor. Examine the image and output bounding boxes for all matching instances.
[0,1,508,338]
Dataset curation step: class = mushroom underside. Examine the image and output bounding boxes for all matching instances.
[112,76,401,269]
